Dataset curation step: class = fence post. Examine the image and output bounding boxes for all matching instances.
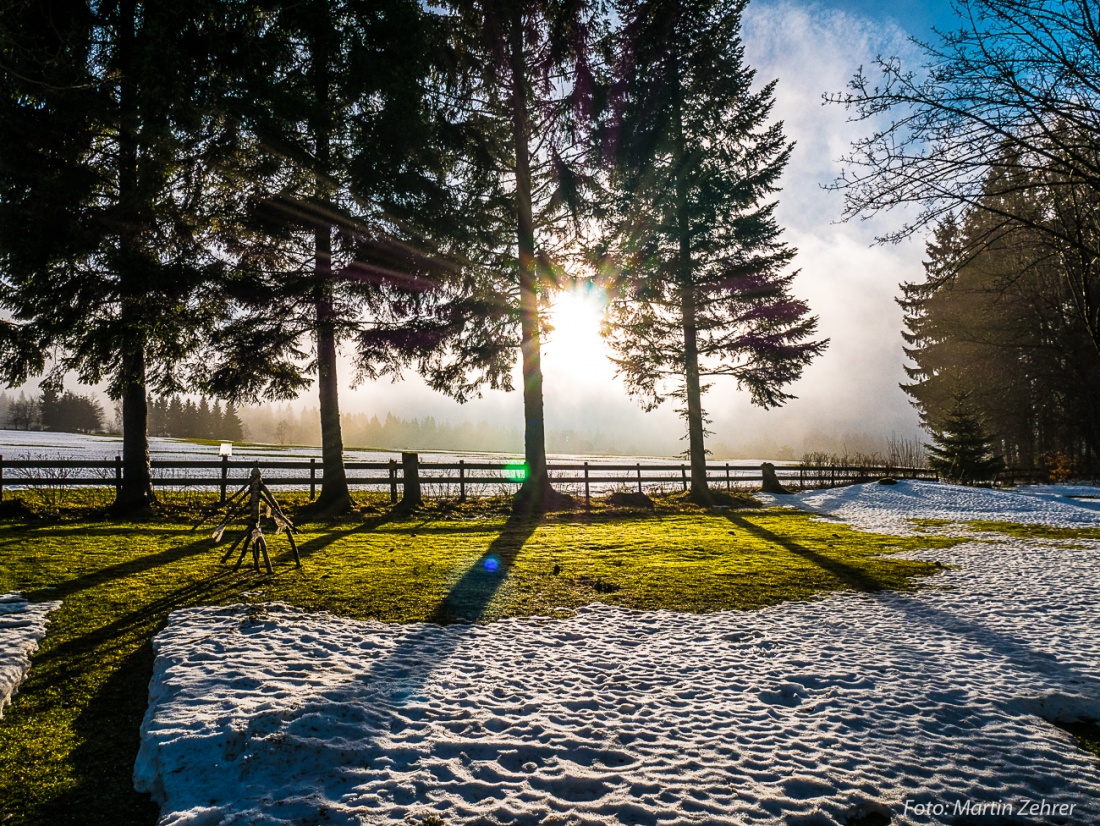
[401,452,421,508]
[459,459,466,501]
[309,458,317,500]
[389,459,398,504]
[0,454,3,502]
[681,464,687,492]
[220,455,229,504]
[584,461,590,509]
[725,463,730,492]
[115,455,122,497]
[636,463,642,493]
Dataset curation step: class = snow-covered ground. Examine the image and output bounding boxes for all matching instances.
[758,479,1100,535]
[136,482,1100,825]
[0,594,60,718]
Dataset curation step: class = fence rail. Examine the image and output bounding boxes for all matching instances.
[0,452,945,505]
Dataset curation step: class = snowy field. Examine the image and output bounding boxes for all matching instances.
[135,482,1100,825]
[0,594,60,719]
[756,479,1100,536]
[0,429,789,495]
[0,428,688,466]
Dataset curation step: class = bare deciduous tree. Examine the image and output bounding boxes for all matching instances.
[830,0,1100,355]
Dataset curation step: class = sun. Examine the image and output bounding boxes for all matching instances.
[542,286,615,384]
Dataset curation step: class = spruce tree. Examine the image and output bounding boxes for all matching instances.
[599,0,825,502]
[926,394,1004,484]
[202,0,459,513]
[418,0,606,512]
[222,403,245,442]
[0,1,230,511]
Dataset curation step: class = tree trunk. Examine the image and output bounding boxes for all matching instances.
[110,0,156,514]
[672,36,709,502]
[308,9,350,514]
[507,6,564,513]
[680,283,709,500]
[313,228,351,512]
[114,343,157,513]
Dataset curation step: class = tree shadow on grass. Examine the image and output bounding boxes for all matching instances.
[290,504,510,563]
[291,508,406,561]
[426,512,537,624]
[724,513,891,592]
[19,570,243,826]
[21,535,220,604]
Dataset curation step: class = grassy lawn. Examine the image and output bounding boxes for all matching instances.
[909,517,1100,541]
[0,493,958,825]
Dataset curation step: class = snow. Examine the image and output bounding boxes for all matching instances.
[136,482,1100,825]
[757,479,1100,535]
[1016,484,1100,500]
[0,594,60,718]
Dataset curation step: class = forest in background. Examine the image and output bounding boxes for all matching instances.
[0,387,915,460]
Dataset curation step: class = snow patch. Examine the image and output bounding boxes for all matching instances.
[137,531,1100,824]
[0,593,61,718]
[758,479,1100,535]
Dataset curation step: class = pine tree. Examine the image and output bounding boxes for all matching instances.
[201,0,461,513]
[211,400,225,438]
[149,396,168,437]
[411,0,606,512]
[182,399,199,438]
[926,394,1004,484]
[197,397,214,440]
[0,1,231,512]
[898,153,1100,473]
[599,0,826,502]
[166,396,185,437]
[222,402,245,442]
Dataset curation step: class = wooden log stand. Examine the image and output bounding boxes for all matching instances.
[197,465,301,574]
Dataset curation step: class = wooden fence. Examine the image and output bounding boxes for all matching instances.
[0,453,940,505]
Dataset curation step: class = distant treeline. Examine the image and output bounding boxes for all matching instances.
[239,405,524,453]
[0,388,105,433]
[148,396,245,441]
[238,405,642,456]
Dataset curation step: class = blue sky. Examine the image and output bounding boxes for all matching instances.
[834,0,959,38]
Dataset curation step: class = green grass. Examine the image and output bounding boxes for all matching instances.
[0,493,958,825]
[908,517,957,530]
[1053,719,1100,762]
[963,520,1100,540]
[908,517,1100,541]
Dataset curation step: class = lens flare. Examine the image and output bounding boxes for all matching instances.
[483,555,500,572]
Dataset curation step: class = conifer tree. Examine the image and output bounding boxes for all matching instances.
[197,397,214,439]
[926,394,1004,484]
[417,0,605,512]
[900,161,1100,472]
[167,397,185,437]
[0,1,230,511]
[203,0,460,513]
[222,403,245,442]
[599,0,825,502]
